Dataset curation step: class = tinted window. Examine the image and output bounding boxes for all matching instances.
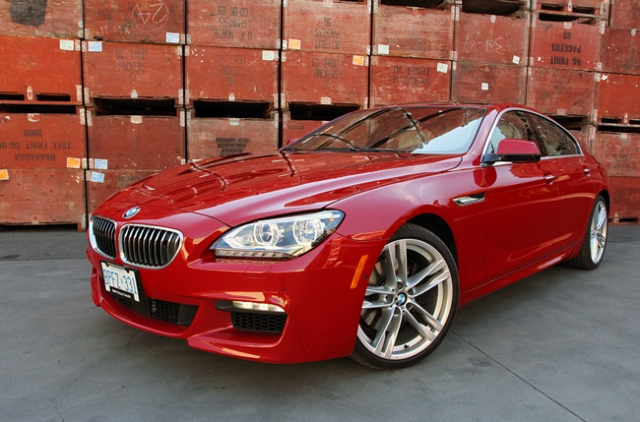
[529,114,576,156]
[488,111,537,153]
[558,129,580,155]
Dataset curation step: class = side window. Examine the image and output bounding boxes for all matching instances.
[488,111,536,153]
[558,129,580,155]
[529,114,574,156]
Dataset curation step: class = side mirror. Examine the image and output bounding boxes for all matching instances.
[485,138,541,164]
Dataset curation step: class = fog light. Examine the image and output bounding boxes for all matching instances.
[231,300,285,313]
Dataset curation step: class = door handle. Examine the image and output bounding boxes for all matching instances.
[544,174,557,183]
[583,168,591,175]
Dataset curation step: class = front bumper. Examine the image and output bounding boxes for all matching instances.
[87,212,385,364]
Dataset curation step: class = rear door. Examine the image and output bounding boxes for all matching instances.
[527,114,594,246]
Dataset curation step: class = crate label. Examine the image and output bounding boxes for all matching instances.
[0,169,8,180]
[321,97,332,104]
[288,39,301,50]
[437,63,449,73]
[377,44,389,55]
[352,55,365,66]
[262,50,277,61]
[229,93,236,101]
[166,32,180,44]
[215,137,250,156]
[512,55,521,65]
[131,90,138,99]
[563,22,572,30]
[94,159,108,170]
[229,118,240,126]
[88,41,102,52]
[27,113,40,122]
[67,157,82,169]
[60,40,75,51]
[323,0,334,8]
[90,171,105,183]
[130,116,143,124]
[481,83,489,91]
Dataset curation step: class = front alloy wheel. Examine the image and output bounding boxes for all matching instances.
[352,224,459,369]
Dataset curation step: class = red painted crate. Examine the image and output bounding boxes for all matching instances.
[600,28,640,76]
[451,62,527,104]
[596,73,640,124]
[526,67,597,117]
[86,110,185,171]
[185,46,279,106]
[187,0,281,49]
[0,108,86,170]
[282,111,325,144]
[592,132,640,178]
[187,112,279,160]
[0,0,82,38]
[609,176,640,223]
[370,56,451,107]
[0,35,82,104]
[529,15,603,71]
[84,0,185,44]
[82,41,183,106]
[455,12,529,65]
[372,1,454,60]
[86,169,157,214]
[281,51,369,109]
[610,0,640,30]
[0,169,85,228]
[283,0,370,55]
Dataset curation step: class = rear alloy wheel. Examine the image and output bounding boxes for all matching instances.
[352,224,459,369]
[565,195,608,270]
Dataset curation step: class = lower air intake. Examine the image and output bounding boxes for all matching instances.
[230,312,287,333]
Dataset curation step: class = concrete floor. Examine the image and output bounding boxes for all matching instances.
[1,225,639,421]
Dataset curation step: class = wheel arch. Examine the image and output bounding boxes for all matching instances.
[598,189,610,210]
[405,213,458,265]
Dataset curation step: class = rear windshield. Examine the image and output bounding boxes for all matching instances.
[288,106,487,155]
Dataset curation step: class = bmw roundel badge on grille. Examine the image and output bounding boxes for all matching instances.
[123,206,140,219]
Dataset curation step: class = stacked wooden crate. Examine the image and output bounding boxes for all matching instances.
[0,3,86,228]
[185,0,281,159]
[1,0,639,227]
[593,0,640,223]
[82,0,186,214]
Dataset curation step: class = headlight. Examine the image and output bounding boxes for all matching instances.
[212,210,344,259]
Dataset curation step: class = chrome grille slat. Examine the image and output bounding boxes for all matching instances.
[91,217,116,259]
[120,224,183,268]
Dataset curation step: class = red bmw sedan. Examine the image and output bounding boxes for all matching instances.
[87,103,609,369]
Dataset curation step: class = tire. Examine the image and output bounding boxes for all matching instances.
[564,195,608,270]
[351,224,459,370]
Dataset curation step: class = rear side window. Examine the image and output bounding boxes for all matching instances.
[528,114,579,156]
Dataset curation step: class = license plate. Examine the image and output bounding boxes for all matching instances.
[101,262,140,302]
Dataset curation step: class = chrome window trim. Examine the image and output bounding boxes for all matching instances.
[480,107,585,162]
[89,215,118,260]
[118,223,184,269]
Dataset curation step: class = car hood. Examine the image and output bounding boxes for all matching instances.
[113,152,462,226]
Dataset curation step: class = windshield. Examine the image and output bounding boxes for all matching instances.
[287,106,487,155]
